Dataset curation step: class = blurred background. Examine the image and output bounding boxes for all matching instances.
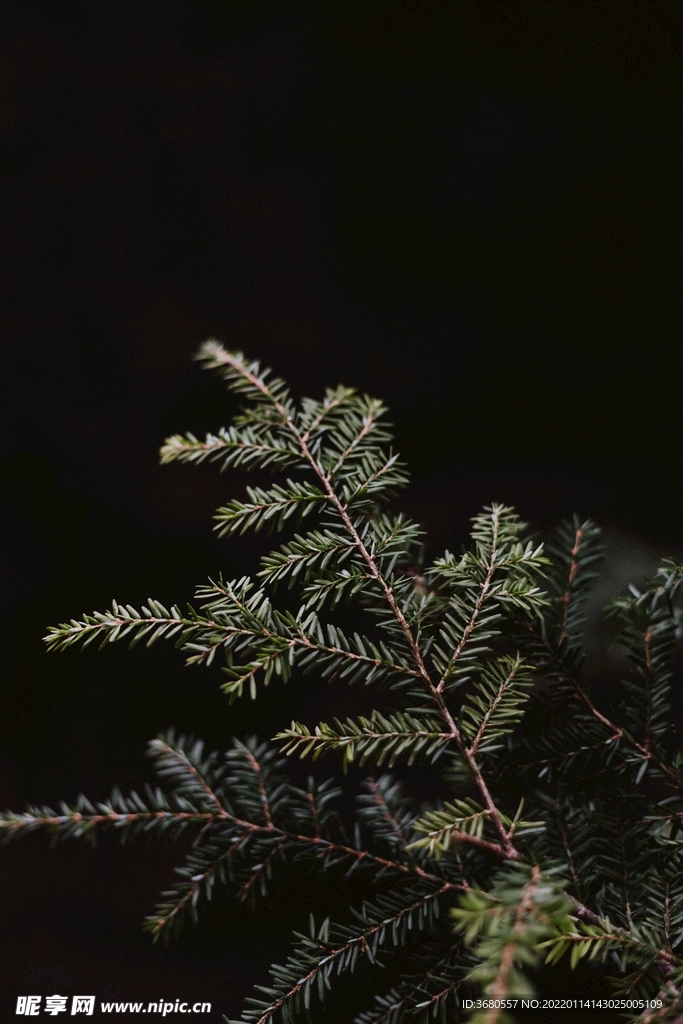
[1,1,682,1019]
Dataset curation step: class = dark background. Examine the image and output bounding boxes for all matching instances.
[1,1,682,1020]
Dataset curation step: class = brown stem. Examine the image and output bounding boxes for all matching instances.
[480,865,542,1023]
[469,655,524,756]
[327,412,379,475]
[445,829,515,859]
[556,802,580,896]
[309,459,433,684]
[238,835,287,899]
[643,628,653,752]
[1,810,226,828]
[306,790,320,837]
[559,527,583,643]
[366,777,410,850]
[242,746,273,826]
[437,512,499,694]
[569,897,681,974]
[462,746,519,858]
[574,677,680,783]
[153,740,227,813]
[153,835,246,934]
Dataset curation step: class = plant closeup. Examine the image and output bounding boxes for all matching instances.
[5,341,683,1023]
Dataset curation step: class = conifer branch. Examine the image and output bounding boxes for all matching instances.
[238,884,453,1024]
[0,793,462,891]
[180,343,429,681]
[152,737,228,814]
[26,344,683,1021]
[463,654,533,756]
[0,807,226,835]
[324,400,386,477]
[408,800,510,861]
[515,616,681,785]
[277,713,450,769]
[147,837,244,940]
[159,428,299,472]
[237,836,288,901]
[365,777,411,852]
[298,387,356,444]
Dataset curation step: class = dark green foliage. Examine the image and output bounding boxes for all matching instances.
[6,341,683,1022]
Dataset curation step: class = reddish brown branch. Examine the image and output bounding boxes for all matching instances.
[559,527,583,643]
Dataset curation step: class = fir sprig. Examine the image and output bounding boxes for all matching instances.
[6,341,683,1022]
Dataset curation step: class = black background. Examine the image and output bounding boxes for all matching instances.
[1,2,682,1020]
